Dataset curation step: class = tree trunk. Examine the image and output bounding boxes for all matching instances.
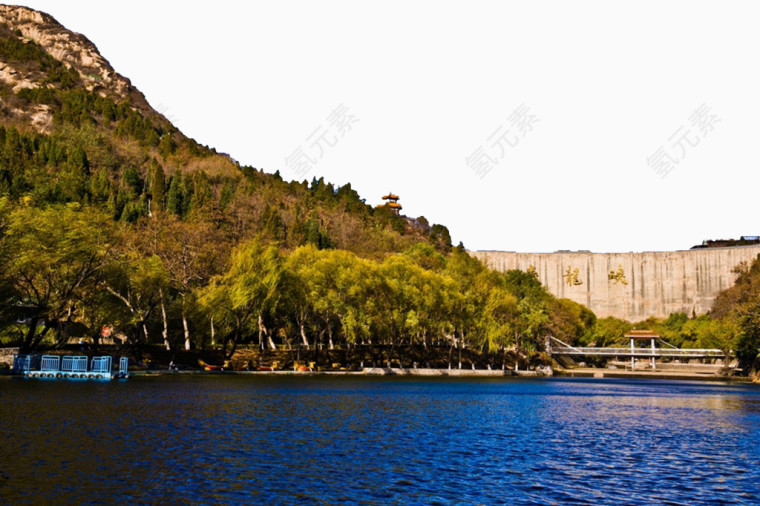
[327,325,334,350]
[182,309,190,351]
[458,331,463,369]
[226,328,239,360]
[27,319,53,352]
[160,290,170,351]
[224,317,241,359]
[257,313,276,350]
[266,329,276,351]
[141,321,150,344]
[210,316,215,347]
[21,316,40,352]
[317,328,325,351]
[300,322,310,349]
[257,313,264,350]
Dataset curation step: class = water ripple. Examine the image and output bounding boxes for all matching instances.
[1,376,759,504]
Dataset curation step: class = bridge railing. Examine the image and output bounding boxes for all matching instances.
[551,346,726,357]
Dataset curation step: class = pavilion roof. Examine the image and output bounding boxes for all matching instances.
[624,329,660,340]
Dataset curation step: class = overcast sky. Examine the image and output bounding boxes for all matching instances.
[17,0,760,253]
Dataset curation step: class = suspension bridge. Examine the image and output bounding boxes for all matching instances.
[547,330,727,370]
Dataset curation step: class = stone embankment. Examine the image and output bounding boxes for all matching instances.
[555,367,747,382]
[362,367,551,377]
[0,347,18,368]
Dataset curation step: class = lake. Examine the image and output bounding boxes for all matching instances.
[1,375,759,504]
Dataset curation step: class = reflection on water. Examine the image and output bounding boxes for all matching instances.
[1,376,759,504]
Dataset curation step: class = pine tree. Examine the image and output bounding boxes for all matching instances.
[158,134,176,159]
[122,166,143,198]
[150,161,166,211]
[90,167,111,204]
[166,174,184,217]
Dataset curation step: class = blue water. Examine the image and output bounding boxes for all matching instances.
[1,376,759,504]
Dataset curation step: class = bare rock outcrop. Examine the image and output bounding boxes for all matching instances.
[0,5,157,119]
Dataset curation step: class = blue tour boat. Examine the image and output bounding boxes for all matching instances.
[12,354,129,380]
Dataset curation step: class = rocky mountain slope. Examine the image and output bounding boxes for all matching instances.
[0,4,449,255]
[0,5,158,131]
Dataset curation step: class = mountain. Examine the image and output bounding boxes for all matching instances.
[0,5,156,128]
[0,4,450,255]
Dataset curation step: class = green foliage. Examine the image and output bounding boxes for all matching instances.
[304,212,332,249]
[158,134,176,159]
[403,242,446,272]
[430,223,452,250]
[149,161,166,211]
[122,166,143,197]
[104,251,171,344]
[0,203,115,350]
[198,239,282,350]
[550,298,597,345]
[502,268,549,302]
[166,173,186,217]
[707,255,760,372]
[583,316,632,347]
[114,107,163,146]
[260,205,286,242]
[0,23,603,362]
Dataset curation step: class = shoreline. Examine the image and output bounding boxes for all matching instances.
[122,366,753,383]
[128,367,538,378]
[553,367,750,383]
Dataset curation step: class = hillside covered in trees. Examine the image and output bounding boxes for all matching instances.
[0,6,600,368]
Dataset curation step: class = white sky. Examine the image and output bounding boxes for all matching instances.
[16,0,760,253]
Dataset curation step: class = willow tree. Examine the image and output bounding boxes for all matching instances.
[104,253,170,347]
[443,249,490,367]
[297,249,377,349]
[378,254,459,347]
[477,286,519,369]
[0,203,115,351]
[281,245,320,348]
[199,239,282,356]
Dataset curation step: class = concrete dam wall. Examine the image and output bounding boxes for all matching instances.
[471,246,760,322]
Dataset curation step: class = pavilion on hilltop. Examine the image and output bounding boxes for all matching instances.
[381,192,402,215]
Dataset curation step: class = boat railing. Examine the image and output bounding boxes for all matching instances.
[61,356,88,373]
[40,355,60,372]
[12,354,31,374]
[119,357,129,376]
[90,356,112,373]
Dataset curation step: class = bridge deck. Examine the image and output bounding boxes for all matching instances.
[550,347,725,358]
